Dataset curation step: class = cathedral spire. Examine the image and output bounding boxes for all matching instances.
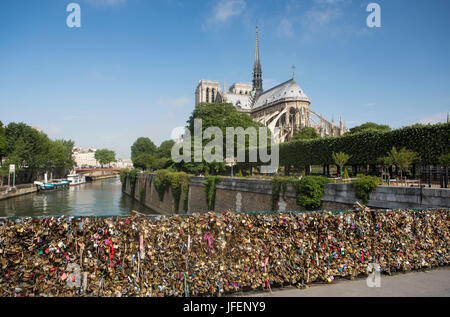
[252,26,263,97]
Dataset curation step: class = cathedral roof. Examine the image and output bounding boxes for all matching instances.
[226,93,252,110]
[253,78,310,110]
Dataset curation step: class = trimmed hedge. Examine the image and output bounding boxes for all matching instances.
[280,123,450,167]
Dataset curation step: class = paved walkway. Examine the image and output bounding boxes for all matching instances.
[243,267,450,297]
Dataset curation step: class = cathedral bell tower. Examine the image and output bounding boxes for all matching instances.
[252,26,263,97]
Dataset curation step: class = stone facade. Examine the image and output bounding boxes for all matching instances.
[124,174,450,214]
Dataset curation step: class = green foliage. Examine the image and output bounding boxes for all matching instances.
[182,175,190,212]
[155,169,171,201]
[343,168,349,179]
[294,176,330,210]
[182,102,269,174]
[131,137,157,162]
[133,153,154,170]
[349,122,391,134]
[271,176,296,211]
[280,123,450,167]
[46,140,76,169]
[130,138,174,171]
[204,176,221,211]
[168,172,188,212]
[384,146,418,179]
[128,169,140,195]
[0,121,6,160]
[154,170,189,212]
[120,168,130,192]
[271,176,329,211]
[332,152,351,171]
[352,175,380,204]
[292,127,319,140]
[238,169,243,177]
[94,149,116,167]
[2,122,75,179]
[439,153,450,167]
[157,140,175,158]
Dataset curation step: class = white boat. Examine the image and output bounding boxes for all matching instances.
[67,174,86,186]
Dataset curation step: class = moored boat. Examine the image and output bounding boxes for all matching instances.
[67,174,86,186]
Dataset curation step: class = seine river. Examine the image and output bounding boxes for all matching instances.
[0,177,155,217]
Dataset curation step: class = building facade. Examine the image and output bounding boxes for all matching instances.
[72,147,99,168]
[195,27,347,143]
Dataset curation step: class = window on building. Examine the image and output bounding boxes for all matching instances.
[212,88,215,102]
[206,88,209,102]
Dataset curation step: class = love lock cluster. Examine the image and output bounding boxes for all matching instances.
[0,208,448,297]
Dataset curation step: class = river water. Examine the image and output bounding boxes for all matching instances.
[0,177,156,217]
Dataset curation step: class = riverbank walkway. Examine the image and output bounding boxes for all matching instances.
[244,267,450,297]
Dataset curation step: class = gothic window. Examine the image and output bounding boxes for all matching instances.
[212,88,215,102]
[206,88,209,102]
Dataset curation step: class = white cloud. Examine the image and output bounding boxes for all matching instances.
[156,96,191,108]
[206,0,246,26]
[303,6,342,29]
[298,0,355,39]
[84,0,127,7]
[314,0,348,4]
[417,113,448,125]
[276,18,295,38]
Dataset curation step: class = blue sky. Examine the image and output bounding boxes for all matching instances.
[1,0,449,158]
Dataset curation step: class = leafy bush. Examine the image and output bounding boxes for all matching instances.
[294,176,330,210]
[343,168,349,179]
[128,169,141,196]
[271,176,296,211]
[155,169,171,201]
[119,168,130,184]
[352,175,380,204]
[154,170,189,212]
[168,172,189,212]
[204,176,221,211]
[271,176,329,211]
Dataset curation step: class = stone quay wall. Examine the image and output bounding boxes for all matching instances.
[123,174,450,214]
[0,184,37,201]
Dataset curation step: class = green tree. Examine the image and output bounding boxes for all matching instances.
[185,102,267,174]
[332,151,351,177]
[292,127,319,141]
[133,153,154,170]
[157,140,175,158]
[0,121,6,162]
[46,140,76,169]
[95,149,116,167]
[5,122,50,181]
[131,137,157,162]
[387,146,418,183]
[349,122,391,134]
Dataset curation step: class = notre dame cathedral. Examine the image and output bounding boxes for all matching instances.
[195,27,347,143]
